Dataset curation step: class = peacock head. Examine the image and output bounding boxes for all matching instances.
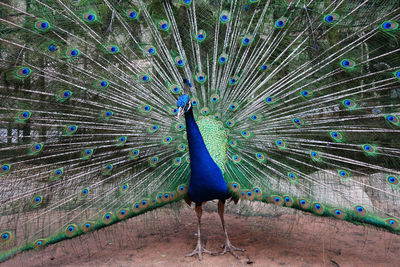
[177,94,191,119]
[177,78,193,119]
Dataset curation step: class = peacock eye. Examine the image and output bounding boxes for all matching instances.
[86,14,95,21]
[130,12,137,18]
[275,17,287,28]
[159,20,169,31]
[325,15,334,23]
[48,44,57,52]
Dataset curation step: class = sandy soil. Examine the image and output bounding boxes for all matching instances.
[2,202,399,267]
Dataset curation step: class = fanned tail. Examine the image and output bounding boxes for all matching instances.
[0,0,400,262]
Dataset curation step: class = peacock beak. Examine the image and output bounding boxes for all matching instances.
[177,102,191,119]
[177,107,184,119]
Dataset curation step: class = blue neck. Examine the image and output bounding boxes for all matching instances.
[184,108,228,203]
[184,108,214,165]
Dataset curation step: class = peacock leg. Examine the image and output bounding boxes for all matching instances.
[185,203,212,260]
[217,199,245,259]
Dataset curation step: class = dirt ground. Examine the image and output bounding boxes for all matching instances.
[2,202,400,267]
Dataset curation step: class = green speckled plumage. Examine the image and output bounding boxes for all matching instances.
[197,115,228,173]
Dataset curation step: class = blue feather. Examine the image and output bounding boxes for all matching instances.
[184,108,229,203]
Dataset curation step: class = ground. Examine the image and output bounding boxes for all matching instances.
[3,202,399,267]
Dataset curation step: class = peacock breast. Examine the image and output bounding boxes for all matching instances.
[196,115,228,173]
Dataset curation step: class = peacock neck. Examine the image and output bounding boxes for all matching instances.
[184,107,229,203]
[184,108,215,165]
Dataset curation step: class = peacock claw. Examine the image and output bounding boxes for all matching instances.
[185,243,212,260]
[219,240,245,259]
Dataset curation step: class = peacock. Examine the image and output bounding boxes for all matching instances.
[0,0,400,263]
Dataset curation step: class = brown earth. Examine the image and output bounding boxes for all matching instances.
[2,202,399,267]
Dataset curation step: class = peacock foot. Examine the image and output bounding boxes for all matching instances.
[219,240,245,259]
[185,243,212,260]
